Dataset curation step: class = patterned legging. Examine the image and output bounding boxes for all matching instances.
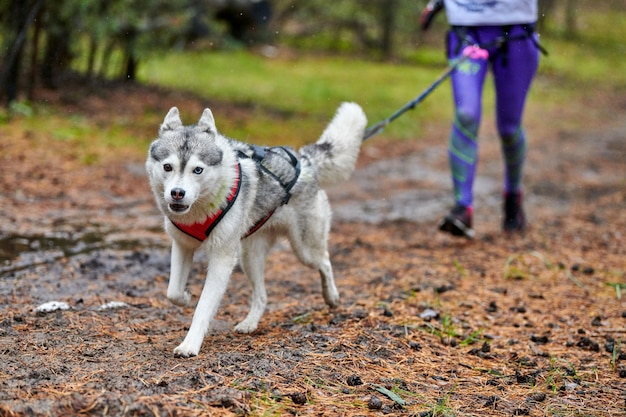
[446,24,539,208]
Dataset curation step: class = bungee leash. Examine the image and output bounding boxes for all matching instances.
[362,45,483,142]
[362,24,547,142]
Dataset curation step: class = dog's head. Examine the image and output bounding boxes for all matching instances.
[146,107,232,220]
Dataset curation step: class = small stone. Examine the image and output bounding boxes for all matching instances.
[289,392,307,405]
[515,371,535,385]
[562,382,579,391]
[35,301,70,314]
[512,305,527,313]
[435,284,455,294]
[527,392,546,402]
[98,301,129,311]
[354,309,368,319]
[409,341,422,351]
[368,395,383,410]
[484,395,500,407]
[346,375,363,386]
[419,308,439,321]
[576,337,600,352]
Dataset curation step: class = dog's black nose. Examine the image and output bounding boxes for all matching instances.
[171,188,186,200]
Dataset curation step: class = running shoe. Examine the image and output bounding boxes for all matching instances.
[503,192,526,232]
[438,204,475,239]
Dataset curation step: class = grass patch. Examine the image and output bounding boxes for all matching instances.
[138,49,453,146]
[1,107,144,165]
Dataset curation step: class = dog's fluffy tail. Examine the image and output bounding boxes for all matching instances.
[300,102,367,188]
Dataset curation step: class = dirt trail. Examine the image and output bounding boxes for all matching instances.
[0,81,625,416]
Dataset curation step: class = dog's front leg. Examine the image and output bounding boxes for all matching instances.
[174,249,238,357]
[234,235,274,333]
[167,240,194,307]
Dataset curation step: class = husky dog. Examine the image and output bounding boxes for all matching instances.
[146,103,367,357]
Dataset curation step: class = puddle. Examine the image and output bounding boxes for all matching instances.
[0,232,99,261]
[0,230,148,276]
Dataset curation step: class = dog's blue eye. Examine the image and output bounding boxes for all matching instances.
[163,164,173,172]
[193,167,204,174]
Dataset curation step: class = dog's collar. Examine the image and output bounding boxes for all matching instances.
[170,162,242,241]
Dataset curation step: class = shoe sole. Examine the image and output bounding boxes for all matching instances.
[439,217,475,239]
[503,213,526,233]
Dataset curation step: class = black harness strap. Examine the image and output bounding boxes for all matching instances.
[451,23,548,66]
[238,145,301,237]
[501,25,512,67]
[244,145,301,204]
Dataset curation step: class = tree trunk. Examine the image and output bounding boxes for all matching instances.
[41,30,71,90]
[86,36,98,79]
[124,54,138,81]
[1,0,43,106]
[379,0,398,59]
[565,0,579,37]
[27,10,42,100]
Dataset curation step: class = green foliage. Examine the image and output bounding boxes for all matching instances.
[452,259,466,277]
[291,312,311,325]
[7,107,142,164]
[606,282,626,300]
[373,384,406,406]
[459,329,483,347]
[421,386,457,417]
[273,0,422,57]
[139,49,452,145]
[503,251,555,280]
[610,339,622,371]
[3,1,626,157]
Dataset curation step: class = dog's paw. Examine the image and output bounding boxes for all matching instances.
[173,342,199,358]
[234,319,258,334]
[168,290,192,307]
[323,290,340,309]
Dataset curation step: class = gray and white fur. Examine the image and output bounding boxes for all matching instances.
[146,102,367,357]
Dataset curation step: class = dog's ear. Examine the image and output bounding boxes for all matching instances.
[160,107,183,133]
[197,108,216,133]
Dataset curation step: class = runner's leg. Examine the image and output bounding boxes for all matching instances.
[447,29,489,209]
[493,26,539,194]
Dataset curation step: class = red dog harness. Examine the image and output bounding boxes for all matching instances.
[170,146,300,242]
[170,162,242,241]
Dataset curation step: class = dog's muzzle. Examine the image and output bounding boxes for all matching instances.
[169,203,190,213]
[168,188,190,212]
